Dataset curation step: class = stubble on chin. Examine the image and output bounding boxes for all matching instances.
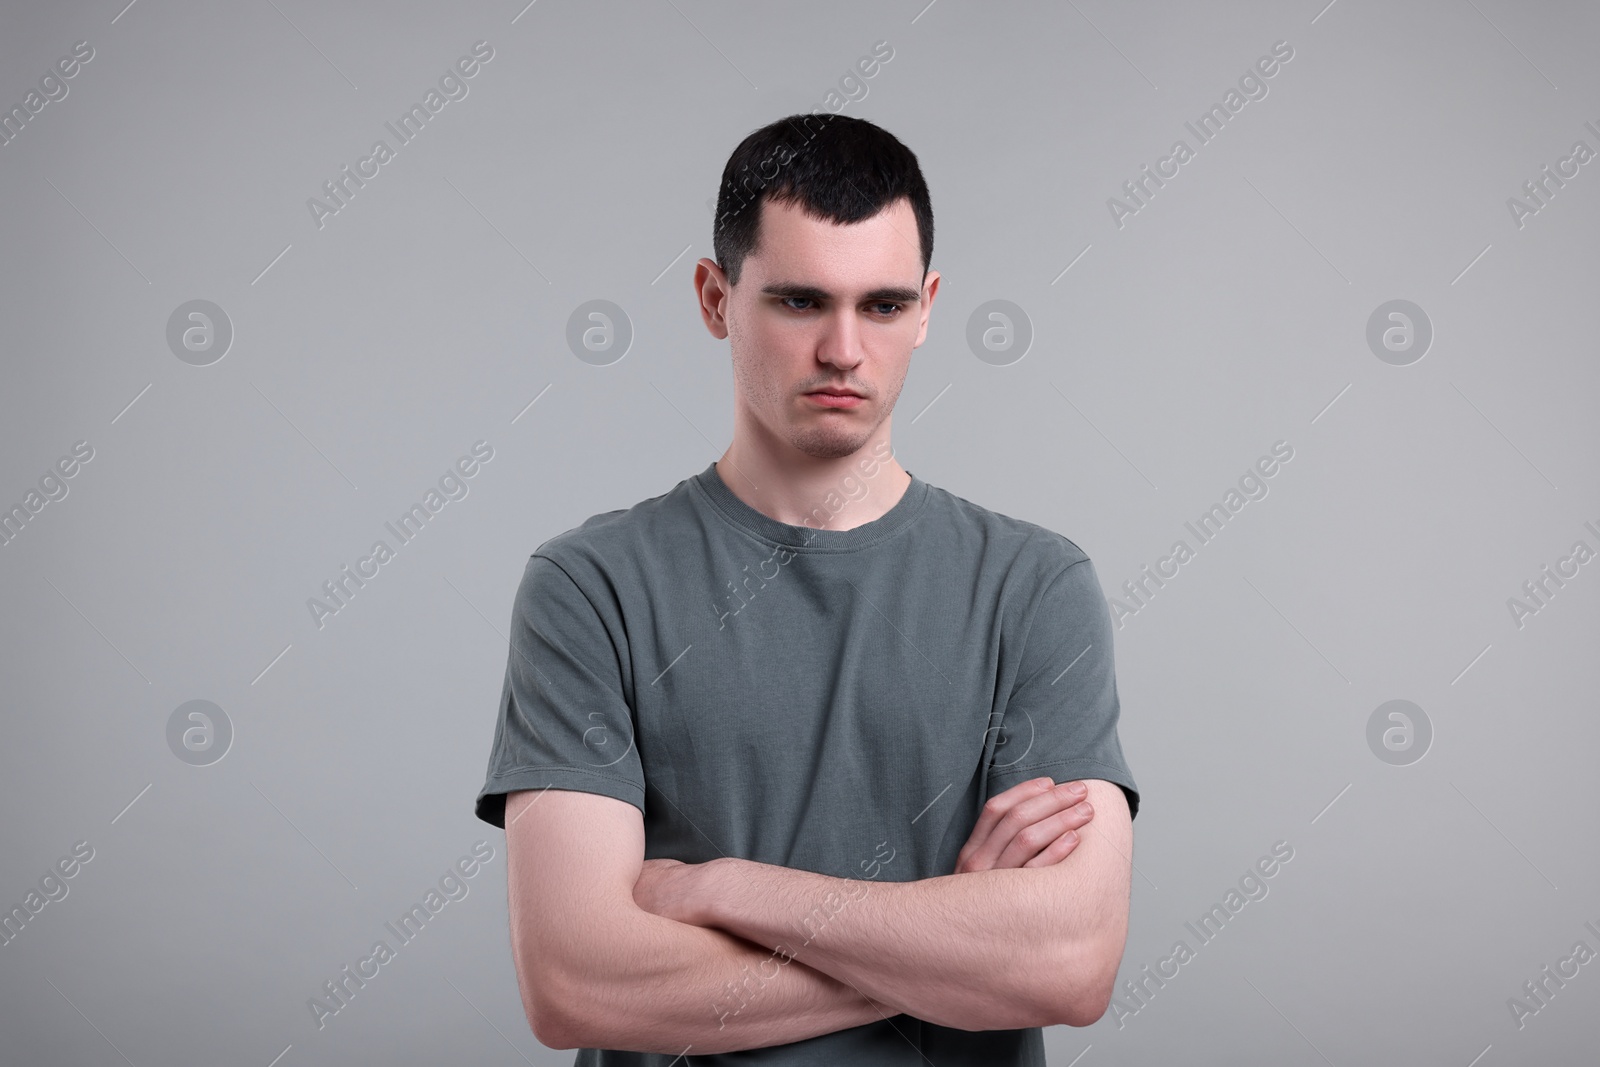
[790,425,868,460]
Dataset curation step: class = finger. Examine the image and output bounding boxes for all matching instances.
[993,801,1092,869]
[967,778,1056,849]
[999,795,1095,869]
[1021,828,1082,868]
[960,780,1088,870]
[960,779,1072,871]
[964,782,1089,872]
[958,777,1056,869]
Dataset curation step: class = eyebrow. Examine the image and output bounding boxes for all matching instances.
[760,282,922,304]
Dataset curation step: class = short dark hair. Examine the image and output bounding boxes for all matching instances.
[712,113,933,288]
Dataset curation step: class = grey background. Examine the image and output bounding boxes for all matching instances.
[2,0,1596,1063]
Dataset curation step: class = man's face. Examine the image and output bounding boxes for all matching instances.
[709,196,938,461]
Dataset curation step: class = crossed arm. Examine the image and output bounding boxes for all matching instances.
[505,778,1132,1054]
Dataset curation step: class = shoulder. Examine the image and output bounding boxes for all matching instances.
[923,480,1093,589]
[523,473,697,592]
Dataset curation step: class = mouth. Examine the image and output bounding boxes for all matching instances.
[805,389,865,408]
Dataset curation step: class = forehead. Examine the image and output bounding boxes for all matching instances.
[746,196,922,284]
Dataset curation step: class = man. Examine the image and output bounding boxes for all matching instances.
[474,113,1140,1064]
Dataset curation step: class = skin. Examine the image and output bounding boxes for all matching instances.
[956,776,1095,873]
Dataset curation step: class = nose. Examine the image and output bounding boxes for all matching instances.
[815,307,867,372]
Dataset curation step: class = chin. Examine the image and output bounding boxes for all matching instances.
[789,429,873,461]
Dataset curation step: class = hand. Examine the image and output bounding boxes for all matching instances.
[954,777,1096,873]
[632,857,710,925]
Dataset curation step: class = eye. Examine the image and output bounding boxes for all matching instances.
[781,297,817,312]
[870,302,902,317]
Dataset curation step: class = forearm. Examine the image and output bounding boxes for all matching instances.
[697,859,1096,1031]
[545,904,894,1054]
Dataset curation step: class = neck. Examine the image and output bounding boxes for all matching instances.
[714,440,910,533]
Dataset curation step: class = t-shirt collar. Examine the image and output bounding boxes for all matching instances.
[690,459,929,552]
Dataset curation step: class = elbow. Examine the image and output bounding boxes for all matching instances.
[1038,937,1124,1029]
[533,1019,577,1052]
[531,1007,581,1052]
[1058,979,1115,1029]
[519,963,590,1050]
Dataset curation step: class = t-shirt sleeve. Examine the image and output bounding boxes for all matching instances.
[474,554,646,829]
[988,556,1140,820]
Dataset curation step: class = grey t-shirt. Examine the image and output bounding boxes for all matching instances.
[475,459,1139,1065]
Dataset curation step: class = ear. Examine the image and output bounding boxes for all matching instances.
[693,257,731,340]
[913,269,941,349]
